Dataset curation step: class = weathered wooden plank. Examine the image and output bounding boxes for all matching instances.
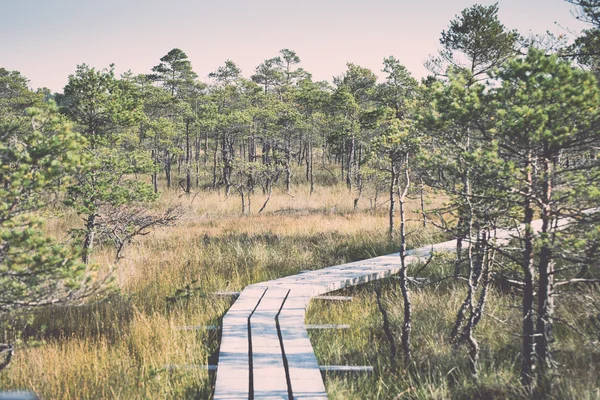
[305,324,350,330]
[174,325,218,331]
[213,286,266,400]
[250,287,290,399]
[320,366,373,372]
[278,293,327,400]
[215,291,241,297]
[165,364,217,371]
[312,295,352,301]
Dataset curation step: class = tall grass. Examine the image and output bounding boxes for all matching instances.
[306,262,600,399]
[0,174,597,399]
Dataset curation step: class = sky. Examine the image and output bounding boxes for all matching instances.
[0,0,592,92]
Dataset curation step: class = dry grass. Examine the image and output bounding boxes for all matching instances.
[1,172,597,399]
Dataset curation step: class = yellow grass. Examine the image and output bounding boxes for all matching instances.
[2,180,434,399]
[1,175,596,399]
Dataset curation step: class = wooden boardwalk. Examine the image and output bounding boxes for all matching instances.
[212,237,454,400]
[213,215,568,399]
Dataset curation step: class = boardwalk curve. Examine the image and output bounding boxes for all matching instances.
[213,216,567,399]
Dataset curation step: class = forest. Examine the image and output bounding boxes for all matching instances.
[1,1,600,399]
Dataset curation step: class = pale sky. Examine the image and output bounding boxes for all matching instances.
[0,0,591,92]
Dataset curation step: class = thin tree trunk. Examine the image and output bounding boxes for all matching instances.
[82,213,96,264]
[309,140,314,195]
[374,282,397,371]
[347,133,354,190]
[398,156,412,362]
[305,141,310,182]
[185,120,191,195]
[151,148,158,194]
[285,135,291,194]
[521,151,536,390]
[258,183,272,214]
[165,150,172,189]
[420,177,427,228]
[239,189,245,214]
[322,129,326,166]
[204,129,209,166]
[536,153,555,393]
[389,164,397,240]
[212,131,219,189]
[455,131,472,278]
[195,128,200,187]
[464,203,479,378]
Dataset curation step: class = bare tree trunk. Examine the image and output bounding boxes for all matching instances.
[185,120,191,195]
[340,140,345,181]
[420,177,427,228]
[536,153,555,393]
[353,172,362,210]
[165,150,172,189]
[0,344,13,372]
[321,129,327,167]
[204,129,209,166]
[309,140,314,195]
[398,157,412,362]
[298,136,305,166]
[455,131,471,278]
[305,141,310,181]
[374,282,397,371]
[521,151,536,390]
[464,204,478,378]
[247,190,251,214]
[285,135,292,194]
[82,213,97,264]
[212,131,219,189]
[258,183,272,214]
[389,163,397,240]
[455,222,464,277]
[151,148,158,194]
[222,135,231,196]
[195,128,200,188]
[239,188,245,215]
[463,233,494,333]
[346,133,354,190]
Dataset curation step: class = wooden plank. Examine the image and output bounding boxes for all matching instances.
[213,286,266,400]
[278,293,327,400]
[250,287,290,399]
[305,324,350,330]
[320,365,373,372]
[312,295,352,301]
[165,364,216,371]
[174,325,218,331]
[215,291,241,297]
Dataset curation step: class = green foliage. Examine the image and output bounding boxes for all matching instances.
[62,65,156,214]
[61,64,156,262]
[0,104,97,314]
[208,60,242,85]
[491,48,600,149]
[150,48,199,99]
[378,56,419,120]
[0,68,44,123]
[427,3,519,80]
[65,147,157,215]
[62,64,141,149]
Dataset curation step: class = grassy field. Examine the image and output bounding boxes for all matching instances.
[0,177,598,399]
